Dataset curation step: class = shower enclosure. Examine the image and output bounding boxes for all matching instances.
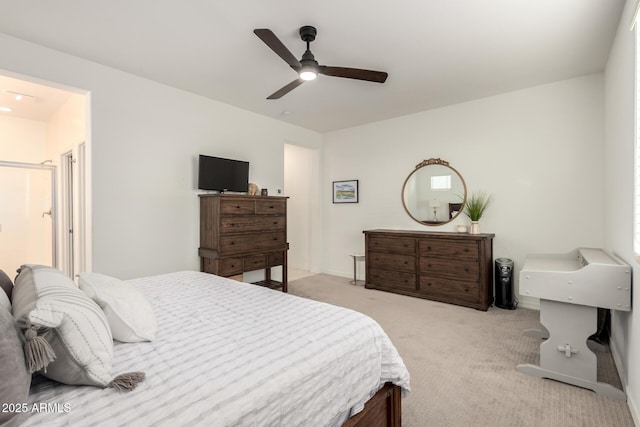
[0,160,57,276]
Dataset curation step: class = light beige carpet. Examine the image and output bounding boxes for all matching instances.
[288,273,635,427]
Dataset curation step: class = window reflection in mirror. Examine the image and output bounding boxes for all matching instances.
[431,174,451,191]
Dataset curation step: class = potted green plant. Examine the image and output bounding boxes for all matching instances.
[464,191,491,234]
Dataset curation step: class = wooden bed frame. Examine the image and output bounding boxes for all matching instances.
[343,382,401,427]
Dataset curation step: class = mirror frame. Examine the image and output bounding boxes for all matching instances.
[401,158,467,226]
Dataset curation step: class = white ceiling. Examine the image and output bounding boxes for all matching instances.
[0,0,625,132]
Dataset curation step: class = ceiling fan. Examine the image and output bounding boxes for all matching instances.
[253,26,388,100]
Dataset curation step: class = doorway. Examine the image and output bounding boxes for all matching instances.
[61,150,74,276]
[284,143,321,276]
[0,72,89,278]
[60,144,87,277]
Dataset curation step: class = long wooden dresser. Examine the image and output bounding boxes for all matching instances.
[199,194,288,291]
[363,229,494,310]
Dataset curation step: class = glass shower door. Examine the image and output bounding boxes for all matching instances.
[0,161,56,276]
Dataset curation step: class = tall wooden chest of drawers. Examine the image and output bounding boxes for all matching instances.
[363,229,494,310]
[199,194,288,291]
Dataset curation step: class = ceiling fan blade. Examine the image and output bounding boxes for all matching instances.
[318,66,388,83]
[254,29,301,68]
[266,79,305,100]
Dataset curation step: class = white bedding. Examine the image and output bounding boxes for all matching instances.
[21,271,410,427]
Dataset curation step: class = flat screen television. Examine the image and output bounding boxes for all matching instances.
[198,155,249,193]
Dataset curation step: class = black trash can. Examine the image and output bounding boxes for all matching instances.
[494,258,516,309]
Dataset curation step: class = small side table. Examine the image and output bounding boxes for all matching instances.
[349,254,365,285]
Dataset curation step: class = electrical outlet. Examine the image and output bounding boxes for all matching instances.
[277,189,282,194]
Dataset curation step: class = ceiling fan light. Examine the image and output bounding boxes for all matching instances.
[299,67,317,81]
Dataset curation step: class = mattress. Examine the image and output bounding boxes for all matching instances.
[21,271,410,426]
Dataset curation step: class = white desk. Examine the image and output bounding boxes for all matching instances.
[517,248,631,400]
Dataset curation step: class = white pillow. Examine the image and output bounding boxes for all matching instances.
[11,265,114,387]
[77,272,157,342]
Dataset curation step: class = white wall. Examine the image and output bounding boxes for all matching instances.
[0,115,46,162]
[604,0,639,422]
[0,33,323,279]
[323,74,605,309]
[46,93,85,160]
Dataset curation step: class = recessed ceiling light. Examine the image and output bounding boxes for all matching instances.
[2,90,36,102]
[0,106,12,113]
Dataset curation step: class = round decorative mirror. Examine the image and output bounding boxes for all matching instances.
[402,158,467,226]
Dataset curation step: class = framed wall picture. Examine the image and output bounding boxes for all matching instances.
[333,180,359,203]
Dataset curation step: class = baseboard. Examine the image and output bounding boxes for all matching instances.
[610,337,639,425]
[516,299,540,310]
[628,394,639,427]
[322,269,353,280]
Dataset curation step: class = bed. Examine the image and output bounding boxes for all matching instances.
[11,270,410,426]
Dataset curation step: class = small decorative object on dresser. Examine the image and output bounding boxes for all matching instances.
[248,183,259,195]
[199,194,288,291]
[363,229,494,310]
[463,191,491,234]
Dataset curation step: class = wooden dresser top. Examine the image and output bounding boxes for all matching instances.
[363,229,494,240]
[199,193,288,200]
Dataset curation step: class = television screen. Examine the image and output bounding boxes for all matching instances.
[198,155,249,192]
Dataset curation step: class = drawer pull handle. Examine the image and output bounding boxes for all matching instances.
[230,242,235,245]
